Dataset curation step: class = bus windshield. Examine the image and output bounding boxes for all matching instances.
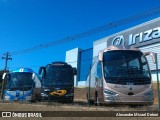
[103,50,151,85]
[43,67,73,86]
[5,72,34,90]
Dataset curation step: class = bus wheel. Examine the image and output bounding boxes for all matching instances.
[87,93,94,104]
[95,91,100,106]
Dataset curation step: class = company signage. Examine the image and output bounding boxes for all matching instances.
[106,18,160,47]
[111,27,160,46]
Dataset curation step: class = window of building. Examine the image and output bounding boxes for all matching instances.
[78,48,93,81]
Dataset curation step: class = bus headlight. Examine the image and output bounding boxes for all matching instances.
[105,96,115,101]
[41,93,48,97]
[104,89,118,95]
[25,96,31,100]
[44,89,50,92]
[104,89,118,101]
[4,95,10,100]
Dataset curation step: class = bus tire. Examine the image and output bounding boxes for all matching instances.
[64,98,73,103]
[95,91,100,106]
[40,96,44,102]
[86,93,94,104]
[69,97,74,103]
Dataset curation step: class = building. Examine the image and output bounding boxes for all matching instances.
[65,17,160,87]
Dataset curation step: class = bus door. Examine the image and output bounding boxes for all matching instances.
[95,62,103,103]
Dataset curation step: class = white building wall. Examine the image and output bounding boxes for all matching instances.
[93,41,107,58]
[65,48,81,87]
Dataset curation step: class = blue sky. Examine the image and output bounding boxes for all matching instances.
[0,0,160,72]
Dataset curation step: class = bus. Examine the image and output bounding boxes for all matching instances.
[2,68,41,102]
[38,62,77,102]
[87,45,156,105]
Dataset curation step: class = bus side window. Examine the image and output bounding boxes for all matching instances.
[95,62,102,87]
[96,62,102,79]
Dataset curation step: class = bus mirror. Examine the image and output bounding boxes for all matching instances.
[73,68,77,75]
[3,73,11,81]
[32,73,35,80]
[144,52,156,64]
[38,67,44,75]
[98,50,103,62]
[2,73,6,80]
[39,67,46,79]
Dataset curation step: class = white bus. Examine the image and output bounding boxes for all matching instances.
[2,68,41,102]
[87,45,156,105]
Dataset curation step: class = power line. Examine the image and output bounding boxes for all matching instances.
[6,7,160,56]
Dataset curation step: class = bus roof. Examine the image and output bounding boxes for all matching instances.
[98,45,141,61]
[11,68,34,73]
[103,45,139,52]
[46,61,72,68]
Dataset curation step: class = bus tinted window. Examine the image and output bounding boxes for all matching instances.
[5,72,33,90]
[103,50,151,85]
[43,67,73,86]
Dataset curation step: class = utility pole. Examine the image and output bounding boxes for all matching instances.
[1,52,12,99]
[2,52,12,72]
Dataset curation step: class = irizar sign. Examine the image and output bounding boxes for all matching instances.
[112,27,160,46]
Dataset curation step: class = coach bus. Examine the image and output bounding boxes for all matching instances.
[87,45,156,105]
[2,68,41,102]
[38,62,77,102]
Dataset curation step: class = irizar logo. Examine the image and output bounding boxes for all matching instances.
[112,27,160,45]
[112,35,124,45]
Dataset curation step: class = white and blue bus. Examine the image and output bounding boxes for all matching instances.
[2,68,41,102]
